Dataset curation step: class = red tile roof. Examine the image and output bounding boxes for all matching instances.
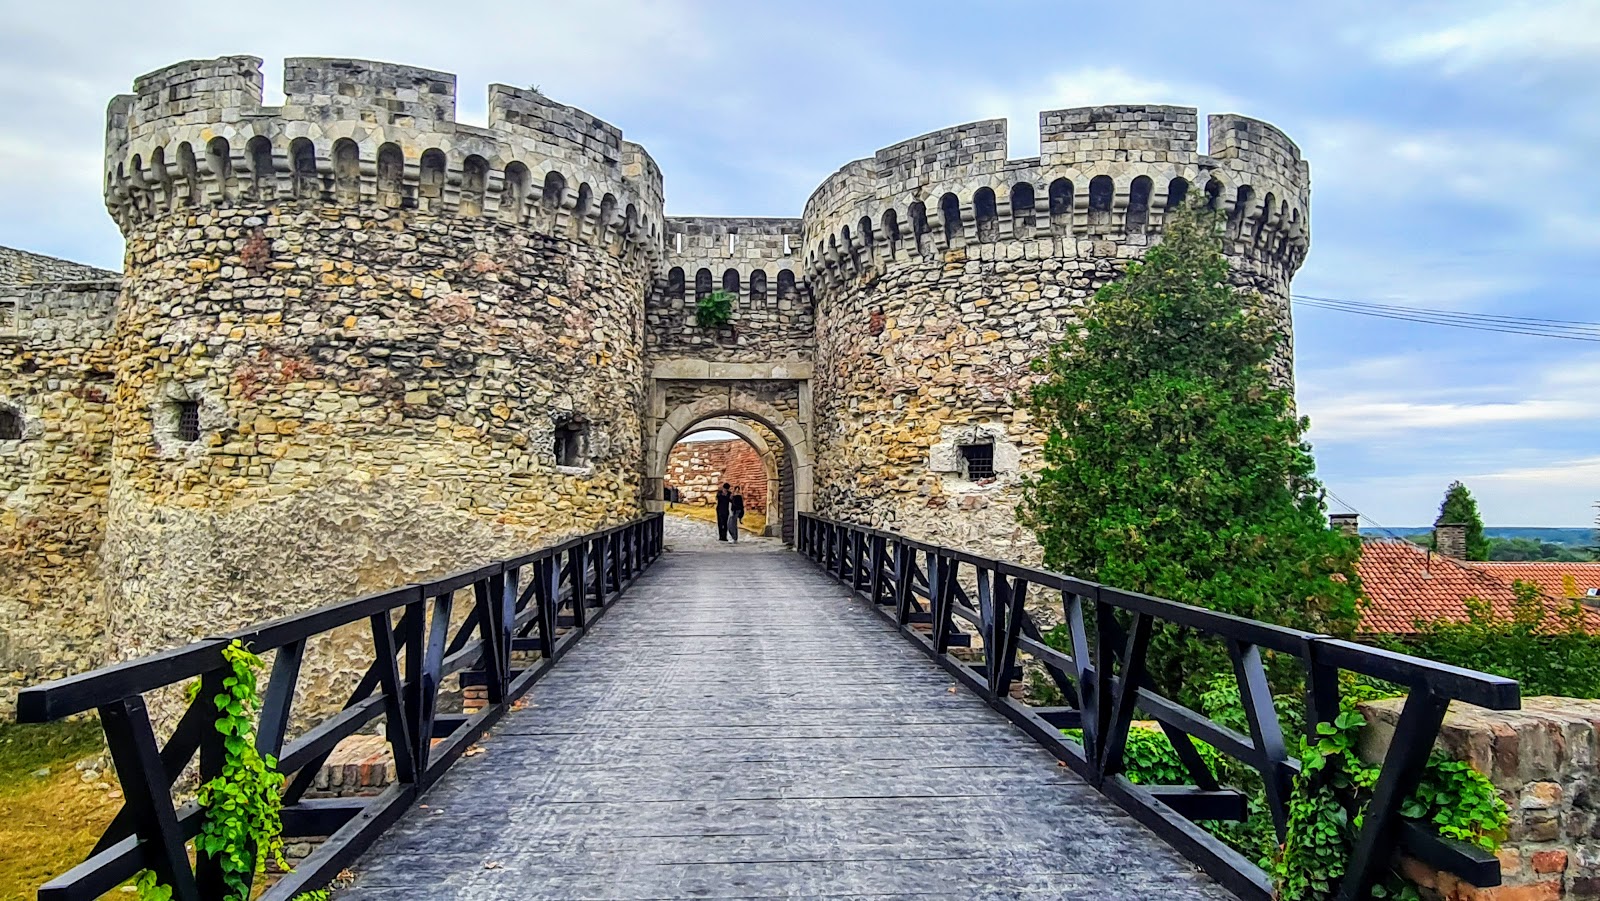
[1356,541,1600,635]
[1467,562,1600,600]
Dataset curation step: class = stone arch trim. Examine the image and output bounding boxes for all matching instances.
[647,389,813,524]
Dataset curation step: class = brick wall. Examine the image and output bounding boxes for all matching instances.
[664,438,767,511]
[1361,697,1600,900]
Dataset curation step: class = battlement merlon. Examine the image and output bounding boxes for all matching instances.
[103,56,667,249]
[800,104,1311,269]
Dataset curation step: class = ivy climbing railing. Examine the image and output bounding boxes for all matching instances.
[16,514,664,901]
[796,513,1520,901]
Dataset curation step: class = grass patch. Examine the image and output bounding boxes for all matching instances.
[0,719,118,901]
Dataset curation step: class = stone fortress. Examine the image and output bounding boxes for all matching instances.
[0,55,1309,713]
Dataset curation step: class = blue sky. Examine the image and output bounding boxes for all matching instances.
[2,0,1596,526]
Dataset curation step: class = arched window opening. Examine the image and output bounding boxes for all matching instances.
[459,155,489,217]
[880,208,900,259]
[1255,192,1276,243]
[841,225,860,269]
[695,268,713,300]
[1088,175,1114,228]
[290,139,317,202]
[1166,177,1189,214]
[376,143,405,209]
[750,269,768,305]
[1229,185,1255,237]
[129,155,149,216]
[1010,183,1036,239]
[419,149,447,211]
[973,187,998,242]
[1048,178,1073,234]
[501,162,530,222]
[857,216,874,256]
[777,269,797,300]
[722,268,741,300]
[909,201,930,256]
[571,182,593,238]
[332,139,361,205]
[541,170,567,224]
[246,137,274,201]
[939,192,962,244]
[598,193,617,242]
[177,142,202,208]
[148,146,173,211]
[205,137,234,201]
[1126,176,1152,234]
[667,267,686,303]
[1205,177,1224,212]
[624,203,639,238]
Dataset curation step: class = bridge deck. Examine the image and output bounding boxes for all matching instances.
[337,520,1234,900]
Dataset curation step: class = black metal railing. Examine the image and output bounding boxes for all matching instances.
[797,513,1518,901]
[16,514,664,901]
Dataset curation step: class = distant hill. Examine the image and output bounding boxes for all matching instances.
[1373,527,1595,546]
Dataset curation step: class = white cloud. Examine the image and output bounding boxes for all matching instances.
[1331,456,1600,528]
[965,68,1241,159]
[1376,1,1600,72]
[1306,397,1595,440]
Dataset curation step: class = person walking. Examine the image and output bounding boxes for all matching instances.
[730,487,745,543]
[715,482,732,542]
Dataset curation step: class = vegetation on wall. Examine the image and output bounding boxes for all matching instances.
[695,290,735,328]
[1432,481,1491,560]
[1019,203,1361,702]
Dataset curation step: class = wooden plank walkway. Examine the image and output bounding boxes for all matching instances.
[336,522,1235,900]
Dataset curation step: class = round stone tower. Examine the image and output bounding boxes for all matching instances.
[801,105,1310,561]
[100,56,664,661]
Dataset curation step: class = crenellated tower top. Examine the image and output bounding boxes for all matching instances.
[104,56,666,259]
[799,104,1310,287]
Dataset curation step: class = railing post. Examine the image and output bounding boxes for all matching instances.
[100,696,204,901]
[893,541,914,625]
[868,533,886,605]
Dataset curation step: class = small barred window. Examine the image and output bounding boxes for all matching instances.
[176,401,201,443]
[0,409,20,440]
[959,443,995,481]
[554,421,588,468]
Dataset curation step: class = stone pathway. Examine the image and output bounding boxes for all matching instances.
[335,538,1234,900]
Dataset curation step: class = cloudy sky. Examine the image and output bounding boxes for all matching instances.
[3,0,1596,527]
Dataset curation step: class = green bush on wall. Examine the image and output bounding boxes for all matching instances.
[696,290,734,328]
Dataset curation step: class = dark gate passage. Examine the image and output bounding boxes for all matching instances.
[338,535,1231,899]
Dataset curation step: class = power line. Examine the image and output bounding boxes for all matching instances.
[1291,295,1600,343]
[1324,489,1413,544]
[1293,294,1600,333]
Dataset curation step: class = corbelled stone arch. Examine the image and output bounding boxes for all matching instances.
[646,389,812,544]
[678,417,782,538]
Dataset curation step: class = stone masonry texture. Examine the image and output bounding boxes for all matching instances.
[1362,698,1600,900]
[1,54,1311,716]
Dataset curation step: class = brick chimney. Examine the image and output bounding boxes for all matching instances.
[1434,522,1467,559]
[1328,513,1360,537]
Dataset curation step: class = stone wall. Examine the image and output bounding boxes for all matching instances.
[93,56,662,719]
[651,217,813,364]
[803,106,1309,563]
[665,437,768,511]
[1361,697,1600,900]
[0,280,119,714]
[0,246,118,285]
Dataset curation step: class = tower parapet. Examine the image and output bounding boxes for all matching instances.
[801,105,1309,287]
[105,57,665,259]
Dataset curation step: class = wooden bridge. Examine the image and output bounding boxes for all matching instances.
[17,514,1519,901]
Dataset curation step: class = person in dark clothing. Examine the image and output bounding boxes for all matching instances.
[730,488,746,543]
[715,483,733,541]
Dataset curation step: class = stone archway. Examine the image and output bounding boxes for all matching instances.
[646,388,812,544]
[678,417,784,538]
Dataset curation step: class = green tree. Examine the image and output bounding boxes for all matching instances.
[1432,481,1490,560]
[1019,204,1362,699]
